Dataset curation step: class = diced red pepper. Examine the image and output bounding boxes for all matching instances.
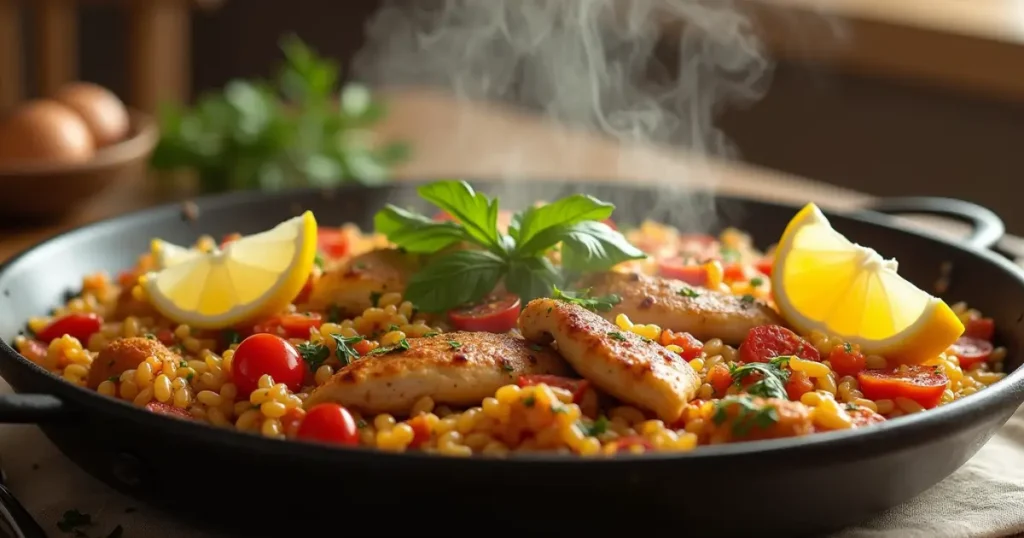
[785,370,815,401]
[659,330,704,359]
[35,313,103,344]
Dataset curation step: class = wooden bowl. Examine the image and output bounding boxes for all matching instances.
[0,110,159,221]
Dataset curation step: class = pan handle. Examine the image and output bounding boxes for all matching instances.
[862,196,1005,250]
[0,394,66,423]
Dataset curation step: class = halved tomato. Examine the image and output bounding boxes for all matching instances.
[950,336,993,370]
[317,228,350,259]
[857,365,948,409]
[964,318,995,341]
[448,293,521,333]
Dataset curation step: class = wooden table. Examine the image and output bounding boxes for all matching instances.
[0,88,1004,262]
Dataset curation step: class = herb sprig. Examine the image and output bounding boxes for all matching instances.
[375,180,646,311]
[552,286,621,312]
[729,356,791,400]
[712,395,781,437]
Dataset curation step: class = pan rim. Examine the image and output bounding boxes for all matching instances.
[1,179,1023,465]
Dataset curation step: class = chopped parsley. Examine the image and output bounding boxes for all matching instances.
[369,291,382,307]
[297,342,331,370]
[367,338,411,356]
[106,375,119,383]
[424,331,440,337]
[845,402,859,411]
[750,277,764,288]
[500,358,514,372]
[448,340,462,349]
[313,252,325,269]
[179,360,188,367]
[729,356,791,399]
[678,287,700,298]
[551,286,622,312]
[712,395,780,437]
[522,395,536,407]
[330,334,365,365]
[740,294,756,306]
[143,333,156,340]
[387,324,401,332]
[843,342,853,353]
[608,331,628,341]
[356,418,368,429]
[720,247,741,263]
[580,415,609,436]
[223,329,242,346]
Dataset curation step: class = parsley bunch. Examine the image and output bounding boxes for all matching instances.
[374,180,646,312]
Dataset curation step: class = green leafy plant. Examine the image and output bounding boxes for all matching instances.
[374,179,646,312]
[151,35,410,193]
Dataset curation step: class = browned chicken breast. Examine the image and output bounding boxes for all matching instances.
[305,248,421,314]
[304,331,571,415]
[577,271,784,345]
[704,397,813,444]
[517,298,700,423]
[87,337,179,389]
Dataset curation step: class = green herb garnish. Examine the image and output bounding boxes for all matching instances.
[369,291,382,307]
[712,395,780,437]
[223,329,242,346]
[387,324,401,332]
[356,418,368,429]
[107,375,119,383]
[367,338,411,356]
[143,333,156,340]
[608,331,628,341]
[679,287,699,298]
[330,334,365,365]
[297,342,331,370]
[374,180,646,311]
[740,294,756,305]
[424,332,440,337]
[581,415,609,436]
[313,253,325,270]
[720,247,741,263]
[448,340,462,349]
[844,342,853,353]
[729,356,791,399]
[523,395,536,407]
[750,277,764,287]
[552,285,621,312]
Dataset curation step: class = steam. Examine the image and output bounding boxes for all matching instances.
[352,0,773,229]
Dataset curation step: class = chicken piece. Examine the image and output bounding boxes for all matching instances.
[704,396,813,444]
[577,271,784,345]
[517,298,700,423]
[87,337,180,389]
[305,248,421,315]
[304,331,571,415]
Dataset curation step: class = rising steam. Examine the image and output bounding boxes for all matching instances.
[352,0,773,228]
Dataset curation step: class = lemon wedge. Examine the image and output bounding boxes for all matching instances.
[771,203,964,364]
[143,212,318,330]
[151,239,205,270]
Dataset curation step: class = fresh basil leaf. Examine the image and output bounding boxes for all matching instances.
[506,256,563,303]
[556,221,647,273]
[516,195,615,252]
[552,286,621,312]
[374,205,468,253]
[417,180,502,251]
[404,250,506,312]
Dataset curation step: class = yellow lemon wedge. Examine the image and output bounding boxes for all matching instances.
[151,239,205,270]
[143,211,318,330]
[771,203,964,364]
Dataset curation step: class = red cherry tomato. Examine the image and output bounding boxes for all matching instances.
[950,336,994,370]
[755,258,773,277]
[846,406,886,428]
[296,403,360,446]
[231,333,305,396]
[785,370,815,401]
[657,260,707,286]
[281,408,306,438]
[659,330,704,359]
[35,313,103,344]
[155,329,175,346]
[448,293,521,333]
[407,414,433,448]
[964,318,995,341]
[739,325,820,364]
[828,344,867,377]
[857,365,948,409]
[353,339,376,356]
[317,229,350,259]
[145,401,192,420]
[707,364,733,396]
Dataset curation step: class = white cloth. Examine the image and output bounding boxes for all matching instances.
[1,377,1022,537]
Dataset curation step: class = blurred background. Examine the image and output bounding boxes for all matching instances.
[0,0,1021,233]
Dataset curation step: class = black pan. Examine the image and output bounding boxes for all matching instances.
[1,181,1022,538]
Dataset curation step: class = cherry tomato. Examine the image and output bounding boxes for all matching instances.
[317,228,350,259]
[659,330,704,359]
[155,329,175,346]
[785,370,815,401]
[448,293,521,333]
[828,344,866,377]
[145,401,192,420]
[407,415,433,448]
[231,333,305,396]
[950,336,993,370]
[296,403,359,446]
[657,260,707,286]
[35,313,103,344]
[755,258,773,277]
[857,365,948,409]
[354,340,376,356]
[964,318,995,341]
[739,325,820,364]
[723,263,747,282]
[707,364,733,396]
[846,406,886,428]
[281,408,306,438]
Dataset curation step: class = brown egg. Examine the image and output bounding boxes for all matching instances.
[0,100,96,166]
[53,82,130,147]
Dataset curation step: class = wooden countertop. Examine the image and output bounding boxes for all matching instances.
[0,88,999,263]
[745,0,1024,103]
